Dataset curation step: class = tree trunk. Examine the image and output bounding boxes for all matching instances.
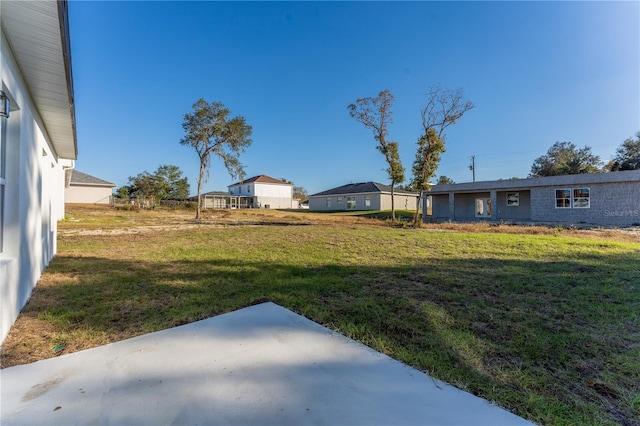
[391,183,396,221]
[414,189,424,227]
[196,162,205,220]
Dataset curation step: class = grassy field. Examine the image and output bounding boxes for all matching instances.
[2,206,639,425]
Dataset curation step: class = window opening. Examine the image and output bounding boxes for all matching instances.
[475,198,491,218]
[555,189,571,208]
[346,196,356,209]
[573,188,590,208]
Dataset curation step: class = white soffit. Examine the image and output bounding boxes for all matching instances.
[2,0,77,160]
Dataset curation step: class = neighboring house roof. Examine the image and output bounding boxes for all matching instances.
[188,191,235,201]
[229,175,292,186]
[2,1,77,159]
[311,182,418,197]
[69,170,115,187]
[202,191,232,197]
[427,170,640,194]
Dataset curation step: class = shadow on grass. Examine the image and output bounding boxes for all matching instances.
[5,253,640,425]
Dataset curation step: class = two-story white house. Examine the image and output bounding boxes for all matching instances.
[227,175,293,209]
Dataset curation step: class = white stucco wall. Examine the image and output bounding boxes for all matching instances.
[65,185,113,204]
[1,30,70,342]
[228,181,293,208]
[254,182,292,198]
[254,183,292,208]
[255,196,292,209]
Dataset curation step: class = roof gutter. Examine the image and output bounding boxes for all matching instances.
[57,0,77,159]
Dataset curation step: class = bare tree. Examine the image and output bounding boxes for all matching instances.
[412,85,473,225]
[348,89,405,221]
[180,99,252,219]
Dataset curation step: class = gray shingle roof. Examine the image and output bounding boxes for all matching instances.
[69,170,115,187]
[310,182,418,197]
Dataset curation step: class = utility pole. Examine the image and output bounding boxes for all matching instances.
[469,155,476,182]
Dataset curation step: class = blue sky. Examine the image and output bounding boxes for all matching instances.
[69,1,639,196]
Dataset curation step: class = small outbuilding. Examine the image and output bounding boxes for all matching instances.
[422,170,640,227]
[309,182,419,211]
[65,170,116,204]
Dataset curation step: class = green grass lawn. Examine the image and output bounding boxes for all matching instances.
[2,207,639,425]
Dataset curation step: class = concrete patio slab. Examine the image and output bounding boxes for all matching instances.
[1,302,535,425]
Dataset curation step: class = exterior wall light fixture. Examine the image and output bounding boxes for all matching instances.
[0,91,9,118]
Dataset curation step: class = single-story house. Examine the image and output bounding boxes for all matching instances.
[1,1,77,342]
[227,175,294,209]
[422,170,640,227]
[65,170,116,204]
[309,182,419,211]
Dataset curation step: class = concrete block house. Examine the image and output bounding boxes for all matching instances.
[1,1,77,342]
[309,182,419,212]
[423,170,640,227]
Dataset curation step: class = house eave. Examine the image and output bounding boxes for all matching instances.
[70,183,116,188]
[310,191,418,198]
[1,0,77,160]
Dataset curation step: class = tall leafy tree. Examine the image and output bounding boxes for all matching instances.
[155,164,190,199]
[606,132,640,171]
[529,142,601,177]
[436,175,455,185]
[411,85,473,225]
[293,186,308,201]
[348,89,404,221]
[129,171,160,207]
[411,128,445,223]
[180,99,253,219]
[115,185,131,199]
[128,164,190,207]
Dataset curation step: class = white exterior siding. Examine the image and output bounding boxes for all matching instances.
[227,177,293,209]
[254,182,291,198]
[1,2,76,343]
[254,182,292,209]
[65,185,113,204]
[1,41,69,341]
